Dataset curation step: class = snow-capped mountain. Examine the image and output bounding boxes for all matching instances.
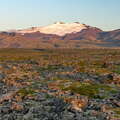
[0,22,120,49]
[18,22,88,36]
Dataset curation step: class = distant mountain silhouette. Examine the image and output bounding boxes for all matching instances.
[0,22,120,48]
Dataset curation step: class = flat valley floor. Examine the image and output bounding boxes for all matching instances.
[0,49,120,120]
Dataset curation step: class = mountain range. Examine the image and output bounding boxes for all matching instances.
[0,22,120,48]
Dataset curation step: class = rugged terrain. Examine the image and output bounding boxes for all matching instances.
[0,49,120,120]
[0,22,120,48]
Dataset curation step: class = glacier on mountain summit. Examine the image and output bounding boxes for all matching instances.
[17,22,88,36]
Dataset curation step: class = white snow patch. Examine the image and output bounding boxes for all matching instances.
[18,22,87,36]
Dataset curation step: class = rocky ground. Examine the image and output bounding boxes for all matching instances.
[0,49,120,120]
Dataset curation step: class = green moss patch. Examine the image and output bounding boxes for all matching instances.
[61,82,118,98]
[18,88,36,97]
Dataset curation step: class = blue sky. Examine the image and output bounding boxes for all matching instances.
[0,0,120,31]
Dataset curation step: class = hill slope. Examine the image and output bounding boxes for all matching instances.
[0,22,120,48]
